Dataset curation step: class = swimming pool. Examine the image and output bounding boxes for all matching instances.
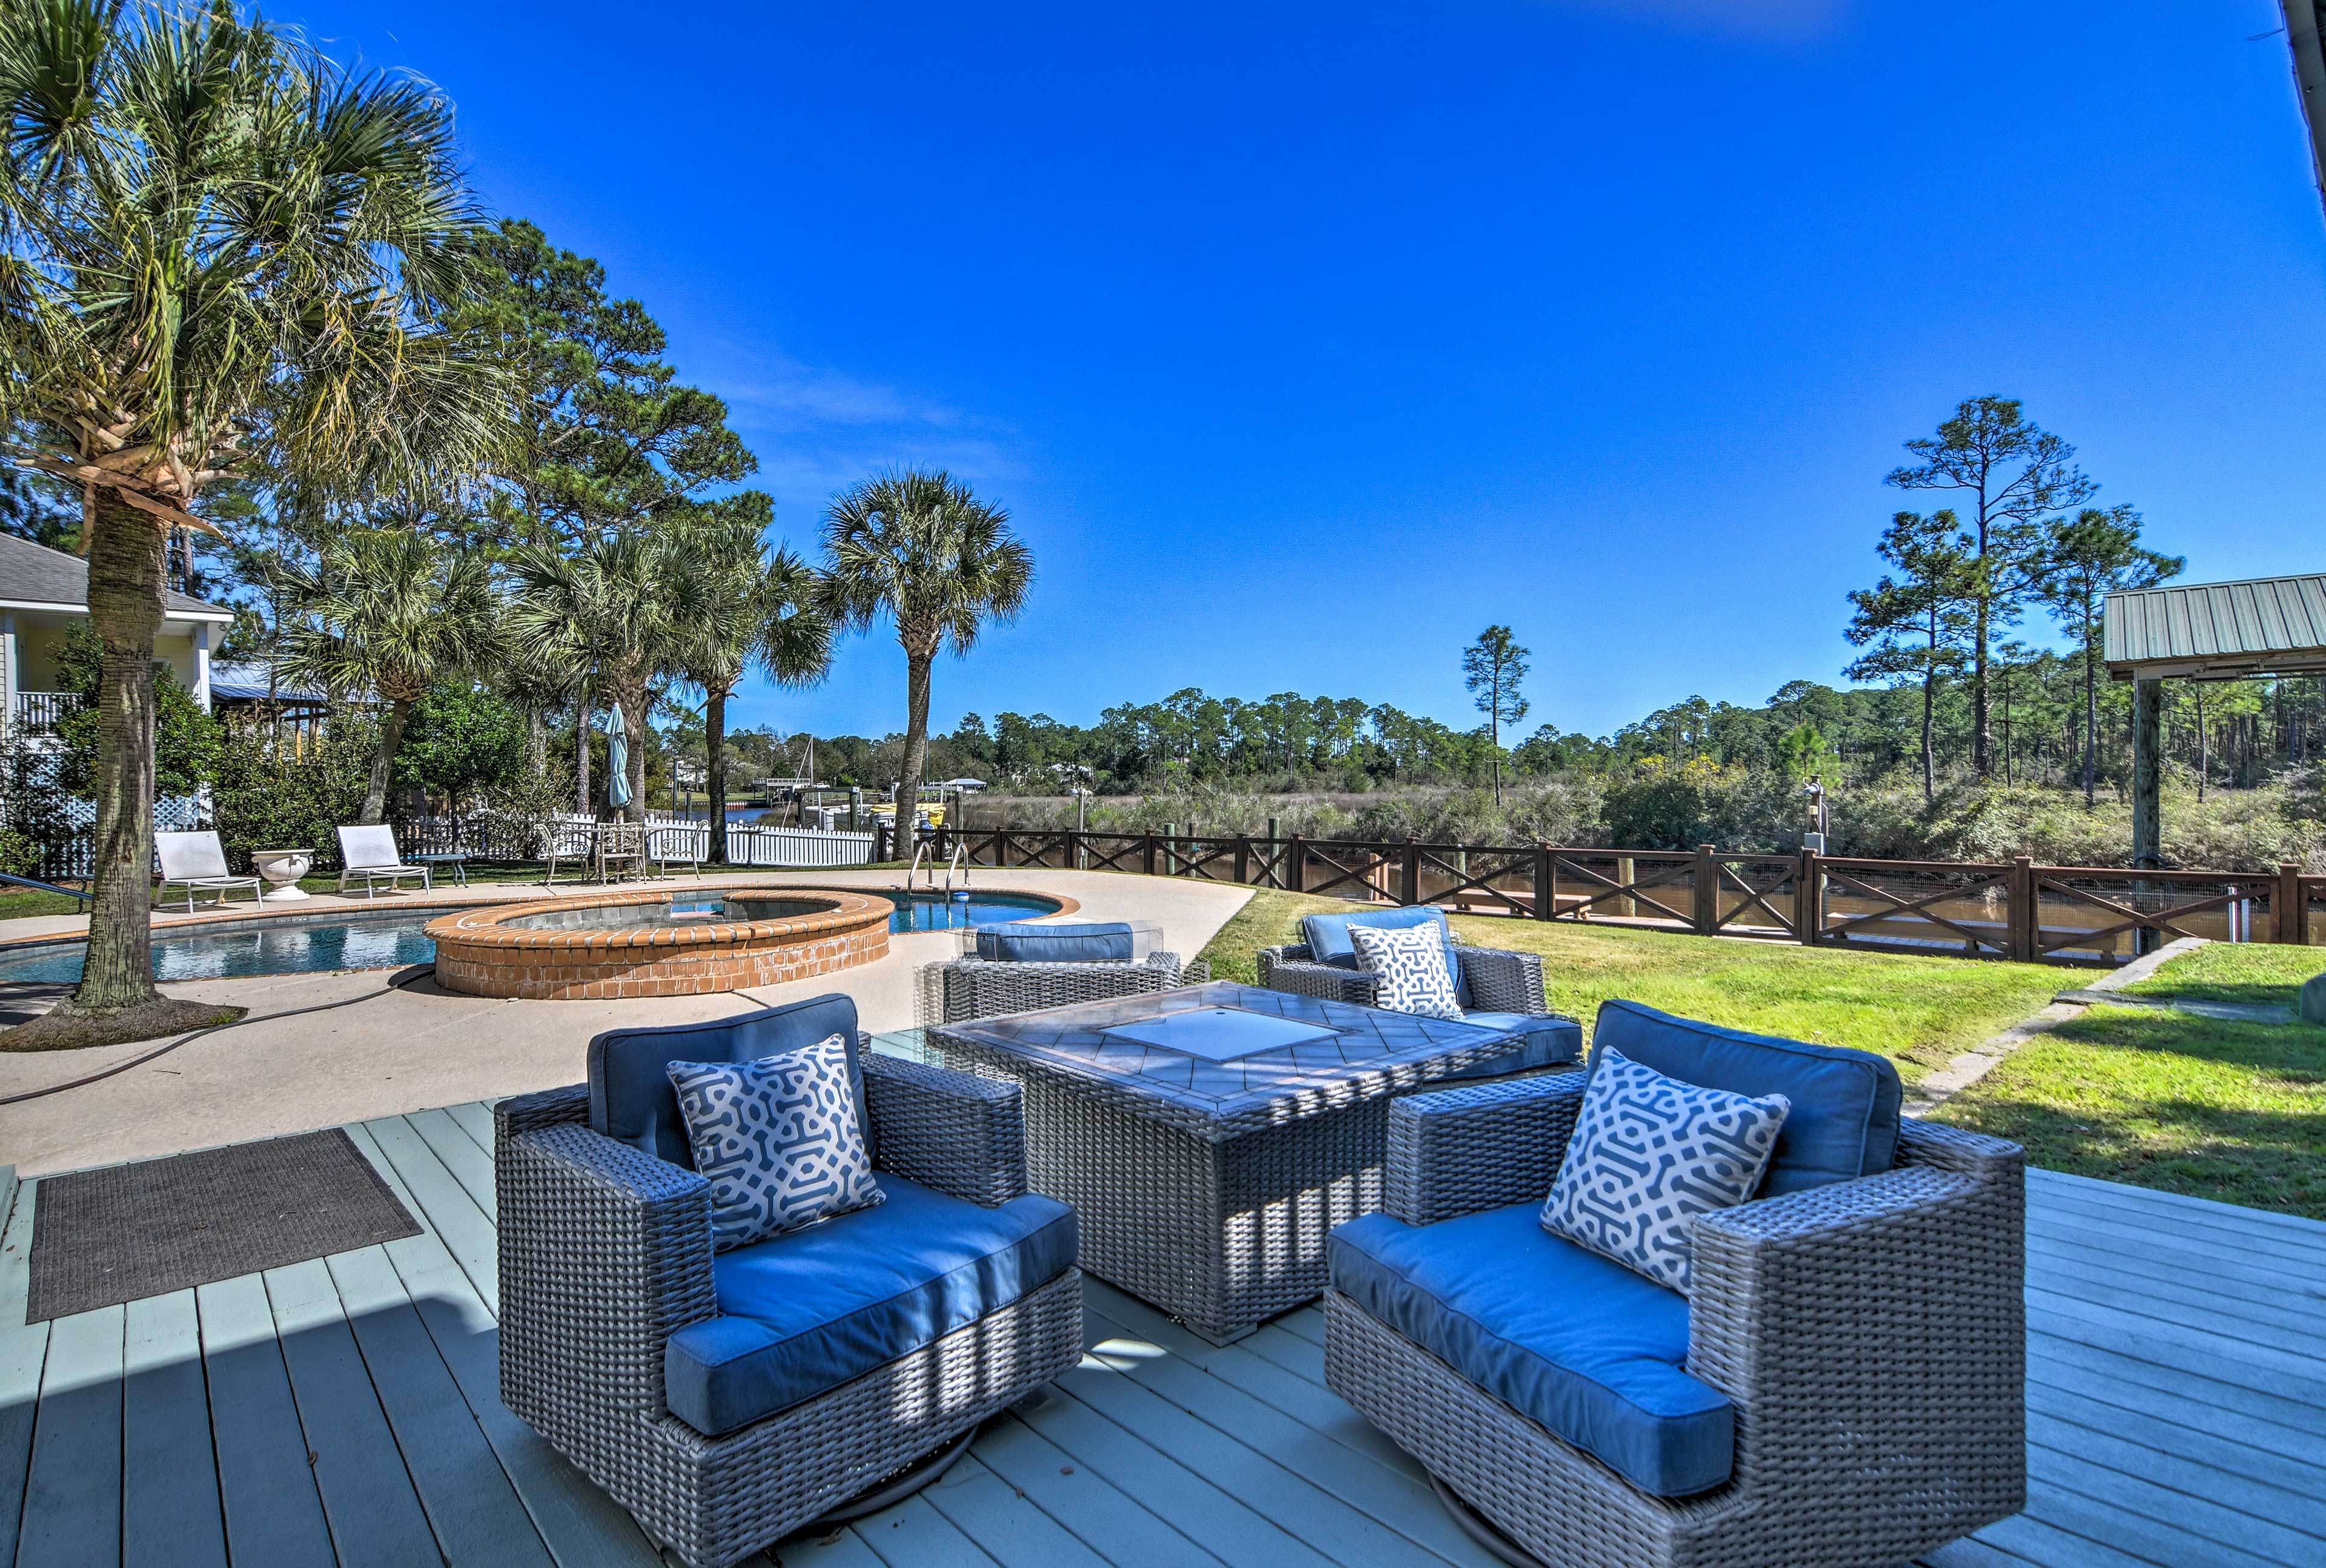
[0,913,439,985]
[886,890,1063,932]
[0,888,1068,984]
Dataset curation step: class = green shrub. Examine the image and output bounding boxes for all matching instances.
[210,714,379,871]
[393,683,526,810]
[50,625,222,798]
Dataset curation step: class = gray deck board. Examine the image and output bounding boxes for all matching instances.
[337,1122,669,1568]
[264,1257,445,1568]
[918,1454,1114,1568]
[323,1247,555,1568]
[121,1291,226,1568]
[5,1111,2324,1566]
[1012,1386,1340,1568]
[0,1186,48,1568]
[1076,1308,1486,1567]
[965,1414,1226,1568]
[406,1106,500,1220]
[15,1307,120,1568]
[196,1271,339,1565]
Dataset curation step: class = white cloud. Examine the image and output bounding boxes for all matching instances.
[719,357,970,433]
[688,346,1031,511]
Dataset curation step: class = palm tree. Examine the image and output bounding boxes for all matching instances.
[0,2,505,1019]
[666,508,831,862]
[274,530,502,825]
[506,527,683,821]
[819,471,1031,827]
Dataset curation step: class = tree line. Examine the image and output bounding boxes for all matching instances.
[0,4,1028,1031]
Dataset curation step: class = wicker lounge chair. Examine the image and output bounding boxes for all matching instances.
[495,994,1082,1568]
[334,824,429,897]
[1258,905,1580,1071]
[1322,1001,2026,1568]
[154,830,263,913]
[917,919,1208,1024]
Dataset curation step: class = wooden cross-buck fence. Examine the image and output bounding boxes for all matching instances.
[914,825,2324,966]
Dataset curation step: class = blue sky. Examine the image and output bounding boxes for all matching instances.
[291,1,2326,742]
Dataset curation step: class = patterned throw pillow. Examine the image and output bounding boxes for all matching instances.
[666,1033,884,1251]
[1540,1046,1790,1294]
[1349,922,1463,1020]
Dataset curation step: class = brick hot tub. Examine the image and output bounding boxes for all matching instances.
[425,885,892,1001]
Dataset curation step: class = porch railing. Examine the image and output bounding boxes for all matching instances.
[10,691,80,736]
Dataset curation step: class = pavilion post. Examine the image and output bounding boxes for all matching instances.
[2130,678,2163,868]
[2130,677,2164,956]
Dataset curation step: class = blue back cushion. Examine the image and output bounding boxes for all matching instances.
[975,921,1135,963]
[589,994,869,1168]
[1299,905,1471,1007]
[1591,1000,1900,1194]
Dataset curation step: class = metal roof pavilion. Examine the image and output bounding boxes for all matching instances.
[2103,572,2326,681]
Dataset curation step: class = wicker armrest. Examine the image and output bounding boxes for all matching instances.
[495,1119,717,1416]
[1687,1143,2026,1503]
[1384,1071,1589,1225]
[923,953,1200,1026]
[863,1052,1027,1206]
[1894,1114,2025,1178]
[495,1080,592,1138]
[1453,945,1548,1014]
[1257,944,1379,1006]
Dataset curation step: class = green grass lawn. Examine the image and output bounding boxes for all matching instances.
[0,887,83,921]
[1201,893,2326,1217]
[2118,941,2326,1010]
[1932,1005,2326,1219]
[1199,892,2067,1084]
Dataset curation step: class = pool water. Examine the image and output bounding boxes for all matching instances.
[0,888,1065,984]
[886,892,1062,932]
[0,916,438,985]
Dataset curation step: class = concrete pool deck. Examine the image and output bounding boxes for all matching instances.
[0,868,1253,1177]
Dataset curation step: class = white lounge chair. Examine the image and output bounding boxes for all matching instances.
[155,831,264,913]
[336,824,431,898]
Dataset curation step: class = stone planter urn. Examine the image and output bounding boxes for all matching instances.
[251,849,314,902]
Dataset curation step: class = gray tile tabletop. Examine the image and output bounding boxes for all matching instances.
[931,980,1528,1125]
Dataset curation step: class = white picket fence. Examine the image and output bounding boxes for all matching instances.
[402,813,878,870]
[642,816,878,868]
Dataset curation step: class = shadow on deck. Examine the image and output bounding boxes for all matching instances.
[1,1099,2320,1568]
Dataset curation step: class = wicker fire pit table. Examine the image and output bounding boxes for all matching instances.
[929,980,1536,1343]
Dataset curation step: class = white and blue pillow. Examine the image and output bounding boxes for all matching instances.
[1540,1046,1789,1294]
[666,1033,883,1251]
[1349,922,1464,1020]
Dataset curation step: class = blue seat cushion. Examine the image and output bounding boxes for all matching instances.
[663,1175,1078,1437]
[1456,1011,1583,1073]
[590,994,869,1169]
[976,921,1135,963]
[1330,1203,1733,1497]
[1300,905,1472,1007]
[1591,1001,1900,1194]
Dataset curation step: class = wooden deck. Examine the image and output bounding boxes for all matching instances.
[1,1102,2321,1568]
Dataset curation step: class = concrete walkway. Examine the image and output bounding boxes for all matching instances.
[0,868,1252,1177]
[1907,936,2225,1112]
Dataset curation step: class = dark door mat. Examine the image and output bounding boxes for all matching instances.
[26,1128,422,1322]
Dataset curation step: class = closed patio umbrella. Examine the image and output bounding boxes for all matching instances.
[605,704,634,810]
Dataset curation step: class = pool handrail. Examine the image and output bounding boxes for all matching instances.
[0,871,88,908]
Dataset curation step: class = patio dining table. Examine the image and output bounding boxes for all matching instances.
[928,980,1538,1342]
